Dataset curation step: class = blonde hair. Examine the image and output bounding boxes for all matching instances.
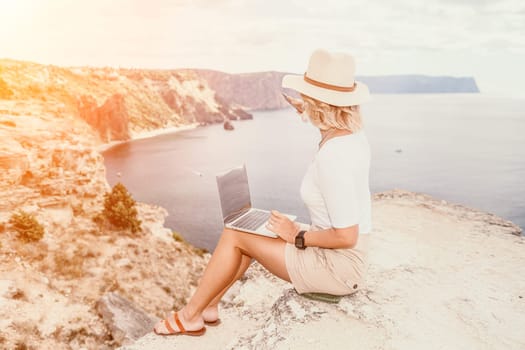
[301,94,362,132]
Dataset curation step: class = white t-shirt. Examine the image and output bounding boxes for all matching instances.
[300,130,372,234]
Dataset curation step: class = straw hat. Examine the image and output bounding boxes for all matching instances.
[282,49,371,106]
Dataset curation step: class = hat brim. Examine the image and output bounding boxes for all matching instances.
[282,74,371,106]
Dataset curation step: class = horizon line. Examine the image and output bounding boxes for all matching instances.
[0,57,480,80]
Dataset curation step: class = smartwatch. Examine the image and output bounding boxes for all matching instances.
[295,230,307,250]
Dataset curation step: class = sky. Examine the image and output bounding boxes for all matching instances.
[0,0,524,96]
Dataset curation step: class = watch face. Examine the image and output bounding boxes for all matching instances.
[295,231,306,249]
[295,236,305,248]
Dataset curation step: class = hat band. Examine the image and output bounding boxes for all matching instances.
[303,73,356,92]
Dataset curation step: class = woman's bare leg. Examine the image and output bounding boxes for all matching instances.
[154,228,289,333]
[186,228,290,317]
[202,254,252,322]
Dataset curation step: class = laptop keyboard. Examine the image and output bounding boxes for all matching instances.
[232,210,270,231]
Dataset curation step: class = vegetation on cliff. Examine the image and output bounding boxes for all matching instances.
[0,110,209,349]
[8,210,45,243]
[95,183,142,234]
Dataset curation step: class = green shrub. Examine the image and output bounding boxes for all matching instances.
[192,247,209,257]
[100,182,142,234]
[172,231,208,256]
[9,210,44,243]
[172,231,185,243]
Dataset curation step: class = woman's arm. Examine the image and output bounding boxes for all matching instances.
[267,210,359,249]
[303,225,358,249]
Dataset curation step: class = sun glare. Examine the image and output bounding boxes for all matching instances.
[0,0,26,16]
[0,0,32,33]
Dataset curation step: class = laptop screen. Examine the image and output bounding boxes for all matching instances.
[216,165,251,222]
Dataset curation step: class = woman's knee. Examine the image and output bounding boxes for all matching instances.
[220,228,242,243]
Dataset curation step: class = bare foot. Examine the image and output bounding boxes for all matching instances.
[202,305,219,323]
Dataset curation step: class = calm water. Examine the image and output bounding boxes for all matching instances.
[103,94,525,251]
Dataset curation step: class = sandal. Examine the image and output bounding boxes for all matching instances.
[153,311,206,336]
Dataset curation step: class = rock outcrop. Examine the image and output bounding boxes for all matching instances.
[223,120,234,131]
[121,191,523,350]
[78,94,131,142]
[0,60,252,145]
[0,104,108,219]
[0,103,209,349]
[97,293,158,345]
[195,70,290,111]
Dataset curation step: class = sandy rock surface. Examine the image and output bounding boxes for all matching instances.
[121,191,524,350]
[0,110,209,349]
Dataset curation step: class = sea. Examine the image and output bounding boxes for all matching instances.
[103,94,525,251]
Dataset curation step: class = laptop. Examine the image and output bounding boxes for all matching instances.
[216,165,296,238]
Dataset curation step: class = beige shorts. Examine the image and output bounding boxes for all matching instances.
[285,224,370,295]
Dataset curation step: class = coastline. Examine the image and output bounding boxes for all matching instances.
[3,109,524,349]
[97,123,199,153]
[5,59,524,349]
[99,105,525,241]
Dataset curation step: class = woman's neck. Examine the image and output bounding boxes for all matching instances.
[319,128,352,149]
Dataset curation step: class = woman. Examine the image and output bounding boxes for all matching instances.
[154,49,372,336]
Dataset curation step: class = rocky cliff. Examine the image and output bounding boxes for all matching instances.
[0,60,252,144]
[0,103,210,349]
[77,94,131,143]
[0,61,480,143]
[195,70,290,110]
[121,191,523,350]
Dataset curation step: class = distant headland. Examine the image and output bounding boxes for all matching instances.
[195,70,480,111]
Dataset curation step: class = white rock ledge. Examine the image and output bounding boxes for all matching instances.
[120,190,525,350]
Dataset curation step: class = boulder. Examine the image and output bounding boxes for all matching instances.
[223,120,234,131]
[97,292,158,346]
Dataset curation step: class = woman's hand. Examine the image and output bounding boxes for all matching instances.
[266,210,300,244]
